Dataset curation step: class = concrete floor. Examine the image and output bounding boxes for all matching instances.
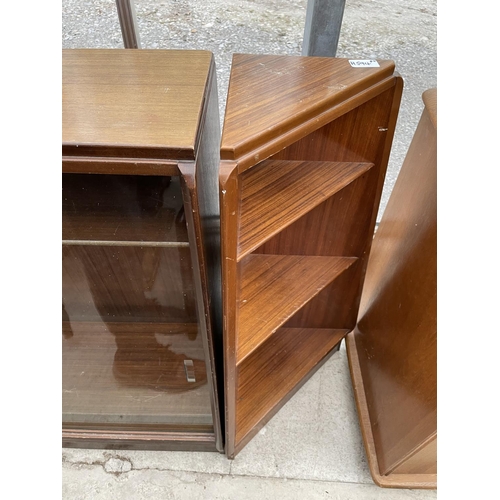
[63,346,437,499]
[62,1,437,498]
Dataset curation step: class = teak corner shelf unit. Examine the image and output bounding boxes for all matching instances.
[346,88,437,488]
[219,54,403,458]
[62,49,223,451]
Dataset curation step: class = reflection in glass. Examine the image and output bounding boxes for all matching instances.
[62,174,213,429]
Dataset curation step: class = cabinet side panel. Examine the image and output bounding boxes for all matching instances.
[354,106,437,475]
[193,62,225,450]
[219,162,240,458]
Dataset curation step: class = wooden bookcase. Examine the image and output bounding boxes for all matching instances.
[219,54,403,458]
[62,49,223,452]
[346,89,437,488]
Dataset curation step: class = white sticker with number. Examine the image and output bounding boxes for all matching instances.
[348,60,380,68]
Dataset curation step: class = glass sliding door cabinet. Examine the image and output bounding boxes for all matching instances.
[62,49,223,451]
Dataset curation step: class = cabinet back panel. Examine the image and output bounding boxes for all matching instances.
[283,260,363,329]
[270,88,396,164]
[253,166,379,258]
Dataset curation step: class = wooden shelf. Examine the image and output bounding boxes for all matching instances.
[238,160,374,260]
[237,254,356,363]
[235,327,348,444]
[62,174,189,244]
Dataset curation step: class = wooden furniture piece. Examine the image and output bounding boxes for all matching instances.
[346,88,437,488]
[62,49,223,452]
[219,54,403,458]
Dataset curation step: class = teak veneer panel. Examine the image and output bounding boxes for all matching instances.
[237,254,356,363]
[62,49,212,160]
[235,327,348,445]
[238,160,373,259]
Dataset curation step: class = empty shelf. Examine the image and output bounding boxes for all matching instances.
[235,327,348,444]
[238,160,373,259]
[237,254,356,363]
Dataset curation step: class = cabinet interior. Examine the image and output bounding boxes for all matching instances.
[62,173,214,431]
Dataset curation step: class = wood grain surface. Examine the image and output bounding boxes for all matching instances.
[236,327,348,444]
[62,49,212,160]
[347,88,437,487]
[221,54,395,161]
[238,160,373,259]
[237,254,356,363]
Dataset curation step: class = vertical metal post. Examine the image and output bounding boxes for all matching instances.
[302,0,346,57]
[115,0,141,48]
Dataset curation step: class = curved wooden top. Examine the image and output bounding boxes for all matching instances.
[62,49,213,160]
[220,54,396,161]
[423,88,437,129]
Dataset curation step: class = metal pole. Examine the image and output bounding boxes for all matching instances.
[115,0,141,48]
[302,0,346,57]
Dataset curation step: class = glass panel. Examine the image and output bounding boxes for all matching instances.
[62,174,213,430]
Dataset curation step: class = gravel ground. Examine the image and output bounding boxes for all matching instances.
[62,0,437,218]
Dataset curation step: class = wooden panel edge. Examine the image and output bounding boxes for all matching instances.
[422,88,437,130]
[190,61,225,453]
[371,472,437,489]
[178,160,224,453]
[62,157,180,176]
[63,428,217,452]
[219,160,240,458]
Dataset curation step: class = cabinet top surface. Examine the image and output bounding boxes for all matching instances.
[62,49,213,159]
[220,54,396,161]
